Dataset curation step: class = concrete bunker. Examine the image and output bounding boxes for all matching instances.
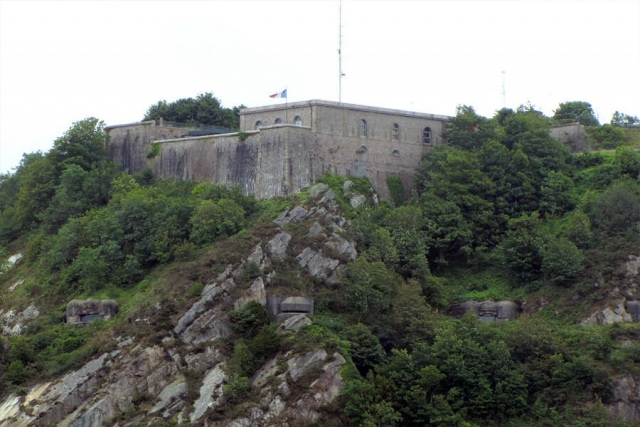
[626,300,640,322]
[449,300,518,322]
[67,299,119,325]
[267,296,314,322]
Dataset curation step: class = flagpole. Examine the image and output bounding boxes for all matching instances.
[285,86,288,124]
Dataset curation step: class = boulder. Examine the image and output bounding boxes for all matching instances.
[326,233,357,259]
[173,278,234,335]
[234,277,266,310]
[190,364,227,423]
[349,194,366,209]
[296,248,341,284]
[275,206,310,225]
[288,349,328,382]
[309,183,329,199]
[267,232,291,260]
[307,222,325,237]
[279,314,312,332]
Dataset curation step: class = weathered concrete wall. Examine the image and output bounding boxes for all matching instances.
[150,125,319,199]
[550,122,591,152]
[106,121,196,172]
[108,122,433,201]
[315,131,430,200]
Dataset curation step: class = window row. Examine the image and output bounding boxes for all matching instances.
[255,116,302,130]
[359,120,432,143]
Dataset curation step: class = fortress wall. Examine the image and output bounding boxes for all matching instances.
[106,121,195,173]
[150,126,318,199]
[550,122,591,152]
[316,133,429,200]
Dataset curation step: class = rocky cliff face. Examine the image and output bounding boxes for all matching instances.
[0,183,356,427]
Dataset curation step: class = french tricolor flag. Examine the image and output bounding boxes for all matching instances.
[269,89,287,99]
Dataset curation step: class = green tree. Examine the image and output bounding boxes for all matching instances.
[614,145,640,179]
[562,211,594,250]
[12,153,57,232]
[499,213,547,283]
[418,146,496,252]
[442,105,496,151]
[342,323,386,376]
[228,301,270,339]
[190,198,245,244]
[611,111,639,127]
[539,171,576,217]
[383,206,430,279]
[343,258,403,323]
[553,101,599,126]
[50,117,110,173]
[586,183,640,238]
[541,237,584,286]
[143,92,242,129]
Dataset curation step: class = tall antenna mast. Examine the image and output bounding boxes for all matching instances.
[338,0,344,103]
[501,70,506,108]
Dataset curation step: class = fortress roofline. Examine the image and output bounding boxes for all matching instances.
[240,99,452,122]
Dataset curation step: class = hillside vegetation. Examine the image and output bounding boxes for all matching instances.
[0,102,639,426]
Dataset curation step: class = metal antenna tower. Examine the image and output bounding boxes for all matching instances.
[339,0,344,103]
[502,70,506,108]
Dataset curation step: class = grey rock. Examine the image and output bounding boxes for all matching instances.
[626,255,640,277]
[317,189,336,206]
[275,205,310,225]
[296,247,317,268]
[309,183,329,199]
[8,280,24,292]
[265,394,286,421]
[349,194,366,209]
[1,305,39,336]
[288,349,328,382]
[326,233,357,259]
[267,232,291,260]
[149,376,186,415]
[250,356,282,389]
[235,244,268,276]
[343,180,353,191]
[173,278,234,335]
[190,364,227,423]
[610,376,640,423]
[184,346,222,372]
[234,277,266,309]
[179,308,232,345]
[582,306,633,326]
[280,313,312,332]
[308,222,325,237]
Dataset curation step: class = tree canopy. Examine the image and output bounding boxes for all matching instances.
[552,101,599,126]
[143,92,243,129]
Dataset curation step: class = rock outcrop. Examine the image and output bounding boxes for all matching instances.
[0,193,357,427]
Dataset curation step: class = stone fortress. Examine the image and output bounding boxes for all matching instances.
[106,99,587,200]
[107,100,448,200]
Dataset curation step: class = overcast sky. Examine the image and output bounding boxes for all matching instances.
[1,0,639,174]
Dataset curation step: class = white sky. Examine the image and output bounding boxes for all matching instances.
[1,0,639,174]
